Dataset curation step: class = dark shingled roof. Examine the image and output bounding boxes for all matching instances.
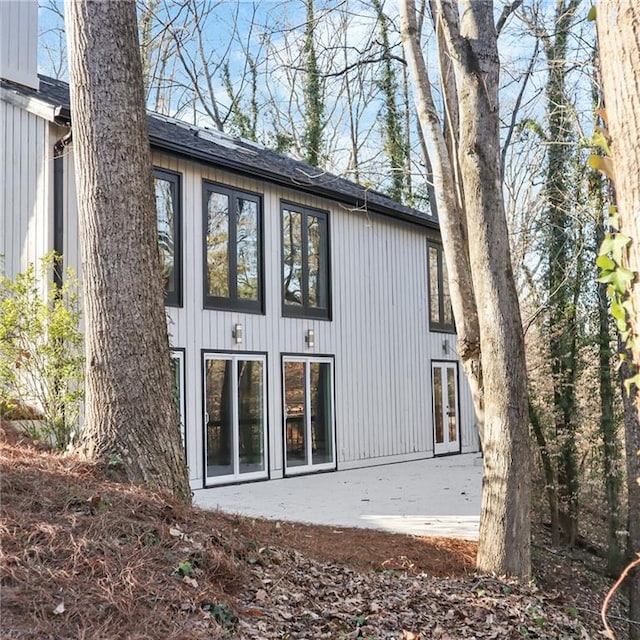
[2,74,438,230]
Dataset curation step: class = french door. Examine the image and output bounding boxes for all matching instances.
[204,353,268,485]
[432,361,460,455]
[283,356,336,475]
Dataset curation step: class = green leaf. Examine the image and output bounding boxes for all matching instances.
[611,298,626,322]
[592,130,610,156]
[609,267,634,294]
[611,233,632,262]
[624,373,640,395]
[588,154,614,178]
[178,561,192,576]
[597,270,615,284]
[607,210,620,231]
[587,5,596,21]
[611,299,628,331]
[596,254,616,271]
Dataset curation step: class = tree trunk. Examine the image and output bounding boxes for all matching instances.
[542,0,581,547]
[399,0,484,444]
[401,0,531,579]
[597,5,640,636]
[529,398,560,544]
[65,0,190,501]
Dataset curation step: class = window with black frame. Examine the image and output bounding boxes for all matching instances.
[203,182,263,313]
[427,242,455,332]
[154,168,182,306]
[281,203,330,319]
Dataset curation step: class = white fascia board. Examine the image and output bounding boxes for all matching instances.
[0,87,59,123]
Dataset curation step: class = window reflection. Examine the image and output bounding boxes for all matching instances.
[206,191,230,298]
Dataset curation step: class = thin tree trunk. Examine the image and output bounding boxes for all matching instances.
[400,0,483,442]
[542,0,581,546]
[65,0,190,500]
[529,398,560,544]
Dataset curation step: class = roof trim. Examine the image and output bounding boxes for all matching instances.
[1,86,59,122]
[149,135,439,231]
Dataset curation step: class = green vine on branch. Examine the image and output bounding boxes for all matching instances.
[589,117,640,393]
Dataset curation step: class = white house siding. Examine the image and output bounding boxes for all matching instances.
[1,100,51,280]
[0,1,39,91]
[3,108,478,487]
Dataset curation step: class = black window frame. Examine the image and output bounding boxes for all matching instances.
[427,242,455,333]
[280,201,331,320]
[202,181,264,314]
[154,167,182,307]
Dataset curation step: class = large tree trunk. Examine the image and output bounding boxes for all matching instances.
[597,5,640,636]
[401,0,531,579]
[65,0,190,501]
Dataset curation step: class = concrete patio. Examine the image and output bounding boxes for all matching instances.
[194,453,483,540]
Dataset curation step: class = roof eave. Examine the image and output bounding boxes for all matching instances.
[150,135,439,231]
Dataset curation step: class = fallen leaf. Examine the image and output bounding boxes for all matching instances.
[53,602,65,615]
[255,589,268,602]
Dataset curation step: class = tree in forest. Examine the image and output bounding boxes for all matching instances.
[400,0,532,579]
[519,0,584,547]
[596,4,640,636]
[301,0,325,167]
[65,0,190,500]
[372,0,410,203]
[540,0,581,547]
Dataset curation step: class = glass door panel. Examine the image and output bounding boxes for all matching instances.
[204,354,267,484]
[447,367,458,444]
[206,358,234,477]
[283,357,335,474]
[432,362,459,455]
[433,366,444,445]
[238,360,265,474]
[310,362,332,464]
[284,361,307,467]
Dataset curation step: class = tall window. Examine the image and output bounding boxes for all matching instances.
[154,169,182,306]
[203,182,263,312]
[281,203,330,319]
[204,353,267,485]
[427,243,454,332]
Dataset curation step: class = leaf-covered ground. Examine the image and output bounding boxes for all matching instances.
[0,426,630,639]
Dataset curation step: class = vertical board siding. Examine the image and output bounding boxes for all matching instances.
[0,1,38,90]
[7,115,479,485]
[2,103,50,281]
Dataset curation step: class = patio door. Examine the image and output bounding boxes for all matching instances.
[283,356,336,475]
[204,353,268,485]
[432,361,460,455]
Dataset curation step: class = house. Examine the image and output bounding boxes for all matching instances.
[0,2,478,491]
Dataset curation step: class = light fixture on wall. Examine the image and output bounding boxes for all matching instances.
[305,328,315,348]
[233,323,243,345]
[442,339,449,355]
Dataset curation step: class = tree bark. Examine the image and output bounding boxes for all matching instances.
[65,0,190,500]
[597,4,640,636]
[401,0,531,579]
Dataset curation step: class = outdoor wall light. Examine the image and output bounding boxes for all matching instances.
[305,328,315,348]
[442,339,449,355]
[233,323,243,345]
